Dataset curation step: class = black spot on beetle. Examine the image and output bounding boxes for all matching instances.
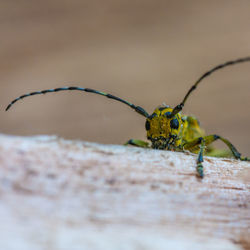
[158,107,166,111]
[148,113,157,119]
[164,112,172,118]
[213,134,220,140]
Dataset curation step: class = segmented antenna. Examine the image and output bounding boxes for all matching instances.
[171,56,250,117]
[6,87,149,117]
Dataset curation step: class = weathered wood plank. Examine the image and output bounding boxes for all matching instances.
[0,134,249,250]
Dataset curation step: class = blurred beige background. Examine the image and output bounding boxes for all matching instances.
[1,0,250,155]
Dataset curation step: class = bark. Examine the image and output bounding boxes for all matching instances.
[0,134,249,250]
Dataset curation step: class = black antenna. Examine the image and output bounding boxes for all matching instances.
[6,87,149,117]
[171,56,250,117]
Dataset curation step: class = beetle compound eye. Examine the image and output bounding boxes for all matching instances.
[170,118,179,129]
[145,120,150,130]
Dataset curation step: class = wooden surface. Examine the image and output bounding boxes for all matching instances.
[0,134,249,250]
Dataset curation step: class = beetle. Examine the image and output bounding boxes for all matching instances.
[6,57,250,178]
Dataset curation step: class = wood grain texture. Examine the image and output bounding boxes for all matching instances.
[0,134,249,250]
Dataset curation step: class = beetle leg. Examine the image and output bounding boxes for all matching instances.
[124,139,149,148]
[183,134,250,177]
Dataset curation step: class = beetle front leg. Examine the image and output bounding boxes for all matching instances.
[124,139,149,148]
[196,138,205,178]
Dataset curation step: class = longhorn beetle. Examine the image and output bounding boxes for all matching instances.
[6,57,250,178]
